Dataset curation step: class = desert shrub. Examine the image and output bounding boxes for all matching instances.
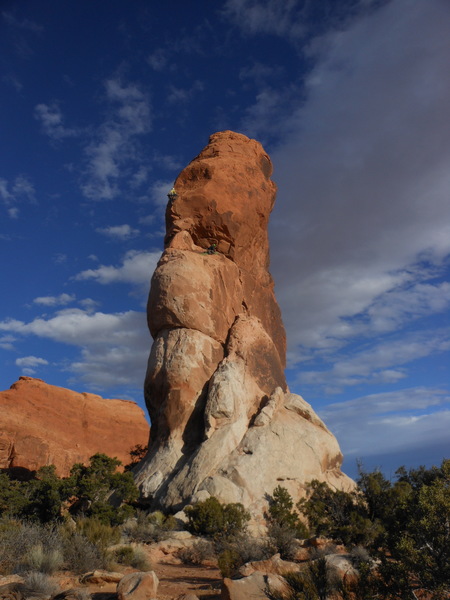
[266,570,316,600]
[349,545,371,565]
[266,559,336,600]
[0,520,64,575]
[215,531,271,569]
[121,510,177,544]
[267,522,299,561]
[185,497,250,538]
[177,540,215,565]
[61,532,108,574]
[111,545,151,570]
[216,534,272,578]
[21,543,64,574]
[218,548,242,578]
[309,543,338,560]
[19,571,60,598]
[74,517,121,550]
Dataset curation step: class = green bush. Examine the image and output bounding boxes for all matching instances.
[185,497,250,538]
[112,545,151,570]
[218,548,242,578]
[267,486,308,537]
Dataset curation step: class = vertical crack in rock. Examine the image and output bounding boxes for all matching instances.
[135,130,353,516]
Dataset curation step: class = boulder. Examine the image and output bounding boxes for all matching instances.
[0,377,149,476]
[80,571,123,585]
[117,571,159,600]
[135,130,354,516]
[239,553,301,577]
[221,572,287,600]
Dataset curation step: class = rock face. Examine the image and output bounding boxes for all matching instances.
[0,376,149,476]
[135,131,353,516]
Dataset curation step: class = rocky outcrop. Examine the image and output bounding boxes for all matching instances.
[0,376,149,476]
[135,131,353,516]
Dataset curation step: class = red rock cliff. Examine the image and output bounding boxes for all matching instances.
[0,376,149,476]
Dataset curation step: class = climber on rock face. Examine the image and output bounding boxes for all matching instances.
[206,243,217,255]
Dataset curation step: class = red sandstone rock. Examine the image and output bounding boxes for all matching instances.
[0,376,149,476]
[164,130,286,364]
[135,131,353,516]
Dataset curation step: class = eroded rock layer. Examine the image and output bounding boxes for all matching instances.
[0,376,149,476]
[135,131,352,515]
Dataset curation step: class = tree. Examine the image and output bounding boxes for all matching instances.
[68,453,139,525]
[0,472,28,517]
[379,460,450,599]
[297,480,377,547]
[23,465,70,523]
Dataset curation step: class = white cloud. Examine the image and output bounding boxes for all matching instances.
[81,78,152,200]
[0,335,16,350]
[33,293,75,307]
[96,224,140,240]
[320,387,450,460]
[15,355,48,368]
[74,250,160,286]
[1,309,150,390]
[34,103,78,140]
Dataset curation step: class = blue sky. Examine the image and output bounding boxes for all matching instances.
[1,0,449,479]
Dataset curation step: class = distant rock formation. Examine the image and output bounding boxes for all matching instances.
[0,376,149,476]
[135,131,353,515]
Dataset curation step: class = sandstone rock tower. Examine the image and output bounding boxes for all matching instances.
[135,131,352,514]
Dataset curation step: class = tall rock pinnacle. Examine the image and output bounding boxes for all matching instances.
[135,131,352,515]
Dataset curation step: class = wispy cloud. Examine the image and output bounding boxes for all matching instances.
[81,78,152,200]
[2,10,43,58]
[167,80,204,104]
[34,103,78,140]
[299,329,450,393]
[0,175,35,218]
[147,48,169,71]
[0,335,16,350]
[320,387,450,463]
[96,224,140,240]
[33,293,75,307]
[2,12,43,33]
